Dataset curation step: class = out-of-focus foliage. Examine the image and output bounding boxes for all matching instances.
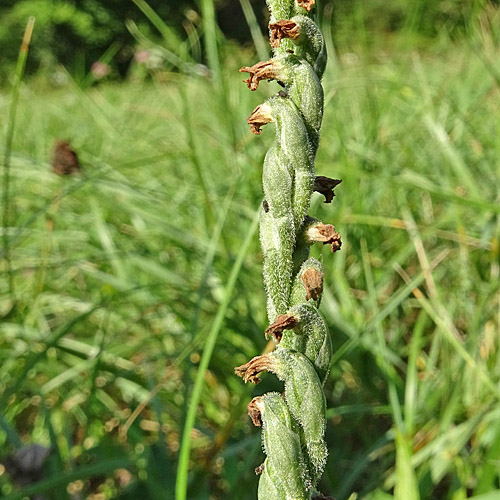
[330,0,498,40]
[0,0,199,80]
[1,0,500,82]
[1,2,500,499]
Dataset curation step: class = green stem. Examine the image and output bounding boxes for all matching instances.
[200,0,221,84]
[239,0,269,61]
[2,17,35,306]
[175,208,259,500]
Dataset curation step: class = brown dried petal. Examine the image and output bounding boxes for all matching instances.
[234,354,274,383]
[52,139,81,176]
[297,0,315,11]
[247,397,263,427]
[302,268,323,301]
[255,463,265,475]
[239,60,281,91]
[307,223,342,253]
[247,103,273,135]
[314,176,342,203]
[269,20,300,48]
[265,314,299,342]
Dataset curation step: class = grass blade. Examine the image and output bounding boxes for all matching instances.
[175,207,259,500]
[200,0,221,83]
[2,16,35,309]
[239,0,269,61]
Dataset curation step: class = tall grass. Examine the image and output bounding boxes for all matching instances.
[0,3,500,500]
[2,17,35,311]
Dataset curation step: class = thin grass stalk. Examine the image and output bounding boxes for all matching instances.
[2,17,35,308]
[200,0,221,84]
[239,0,269,60]
[175,209,259,500]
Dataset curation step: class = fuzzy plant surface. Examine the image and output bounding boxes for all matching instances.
[235,1,341,498]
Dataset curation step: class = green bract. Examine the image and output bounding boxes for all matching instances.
[258,393,310,498]
[279,304,332,383]
[236,1,342,498]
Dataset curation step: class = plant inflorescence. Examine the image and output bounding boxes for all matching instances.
[235,1,341,497]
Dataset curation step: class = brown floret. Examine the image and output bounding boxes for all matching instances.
[269,20,300,48]
[265,314,299,342]
[239,60,281,91]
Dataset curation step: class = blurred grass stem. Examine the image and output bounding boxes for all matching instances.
[175,208,259,500]
[2,17,35,306]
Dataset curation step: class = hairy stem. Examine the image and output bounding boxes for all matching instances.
[236,1,342,498]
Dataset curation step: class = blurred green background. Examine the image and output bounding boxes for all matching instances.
[1,1,500,499]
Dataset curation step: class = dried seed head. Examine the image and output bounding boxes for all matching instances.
[265,313,299,342]
[302,268,323,301]
[313,176,342,203]
[239,60,283,91]
[234,354,276,383]
[306,223,342,252]
[248,397,264,426]
[52,140,81,176]
[297,0,315,11]
[272,349,328,482]
[269,20,300,48]
[247,103,273,135]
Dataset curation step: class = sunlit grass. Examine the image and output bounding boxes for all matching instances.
[1,9,500,499]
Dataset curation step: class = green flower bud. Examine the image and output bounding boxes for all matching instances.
[241,55,323,150]
[235,350,328,485]
[290,15,326,79]
[269,97,315,233]
[266,0,294,23]
[271,349,328,485]
[279,303,332,383]
[260,140,296,319]
[269,15,326,79]
[255,393,312,499]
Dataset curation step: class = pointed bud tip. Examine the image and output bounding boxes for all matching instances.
[314,176,342,203]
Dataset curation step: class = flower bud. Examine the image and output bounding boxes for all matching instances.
[257,393,311,499]
[237,350,328,485]
[273,349,328,484]
[279,303,332,383]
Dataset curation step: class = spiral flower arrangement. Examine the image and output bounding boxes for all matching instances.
[235,1,342,498]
